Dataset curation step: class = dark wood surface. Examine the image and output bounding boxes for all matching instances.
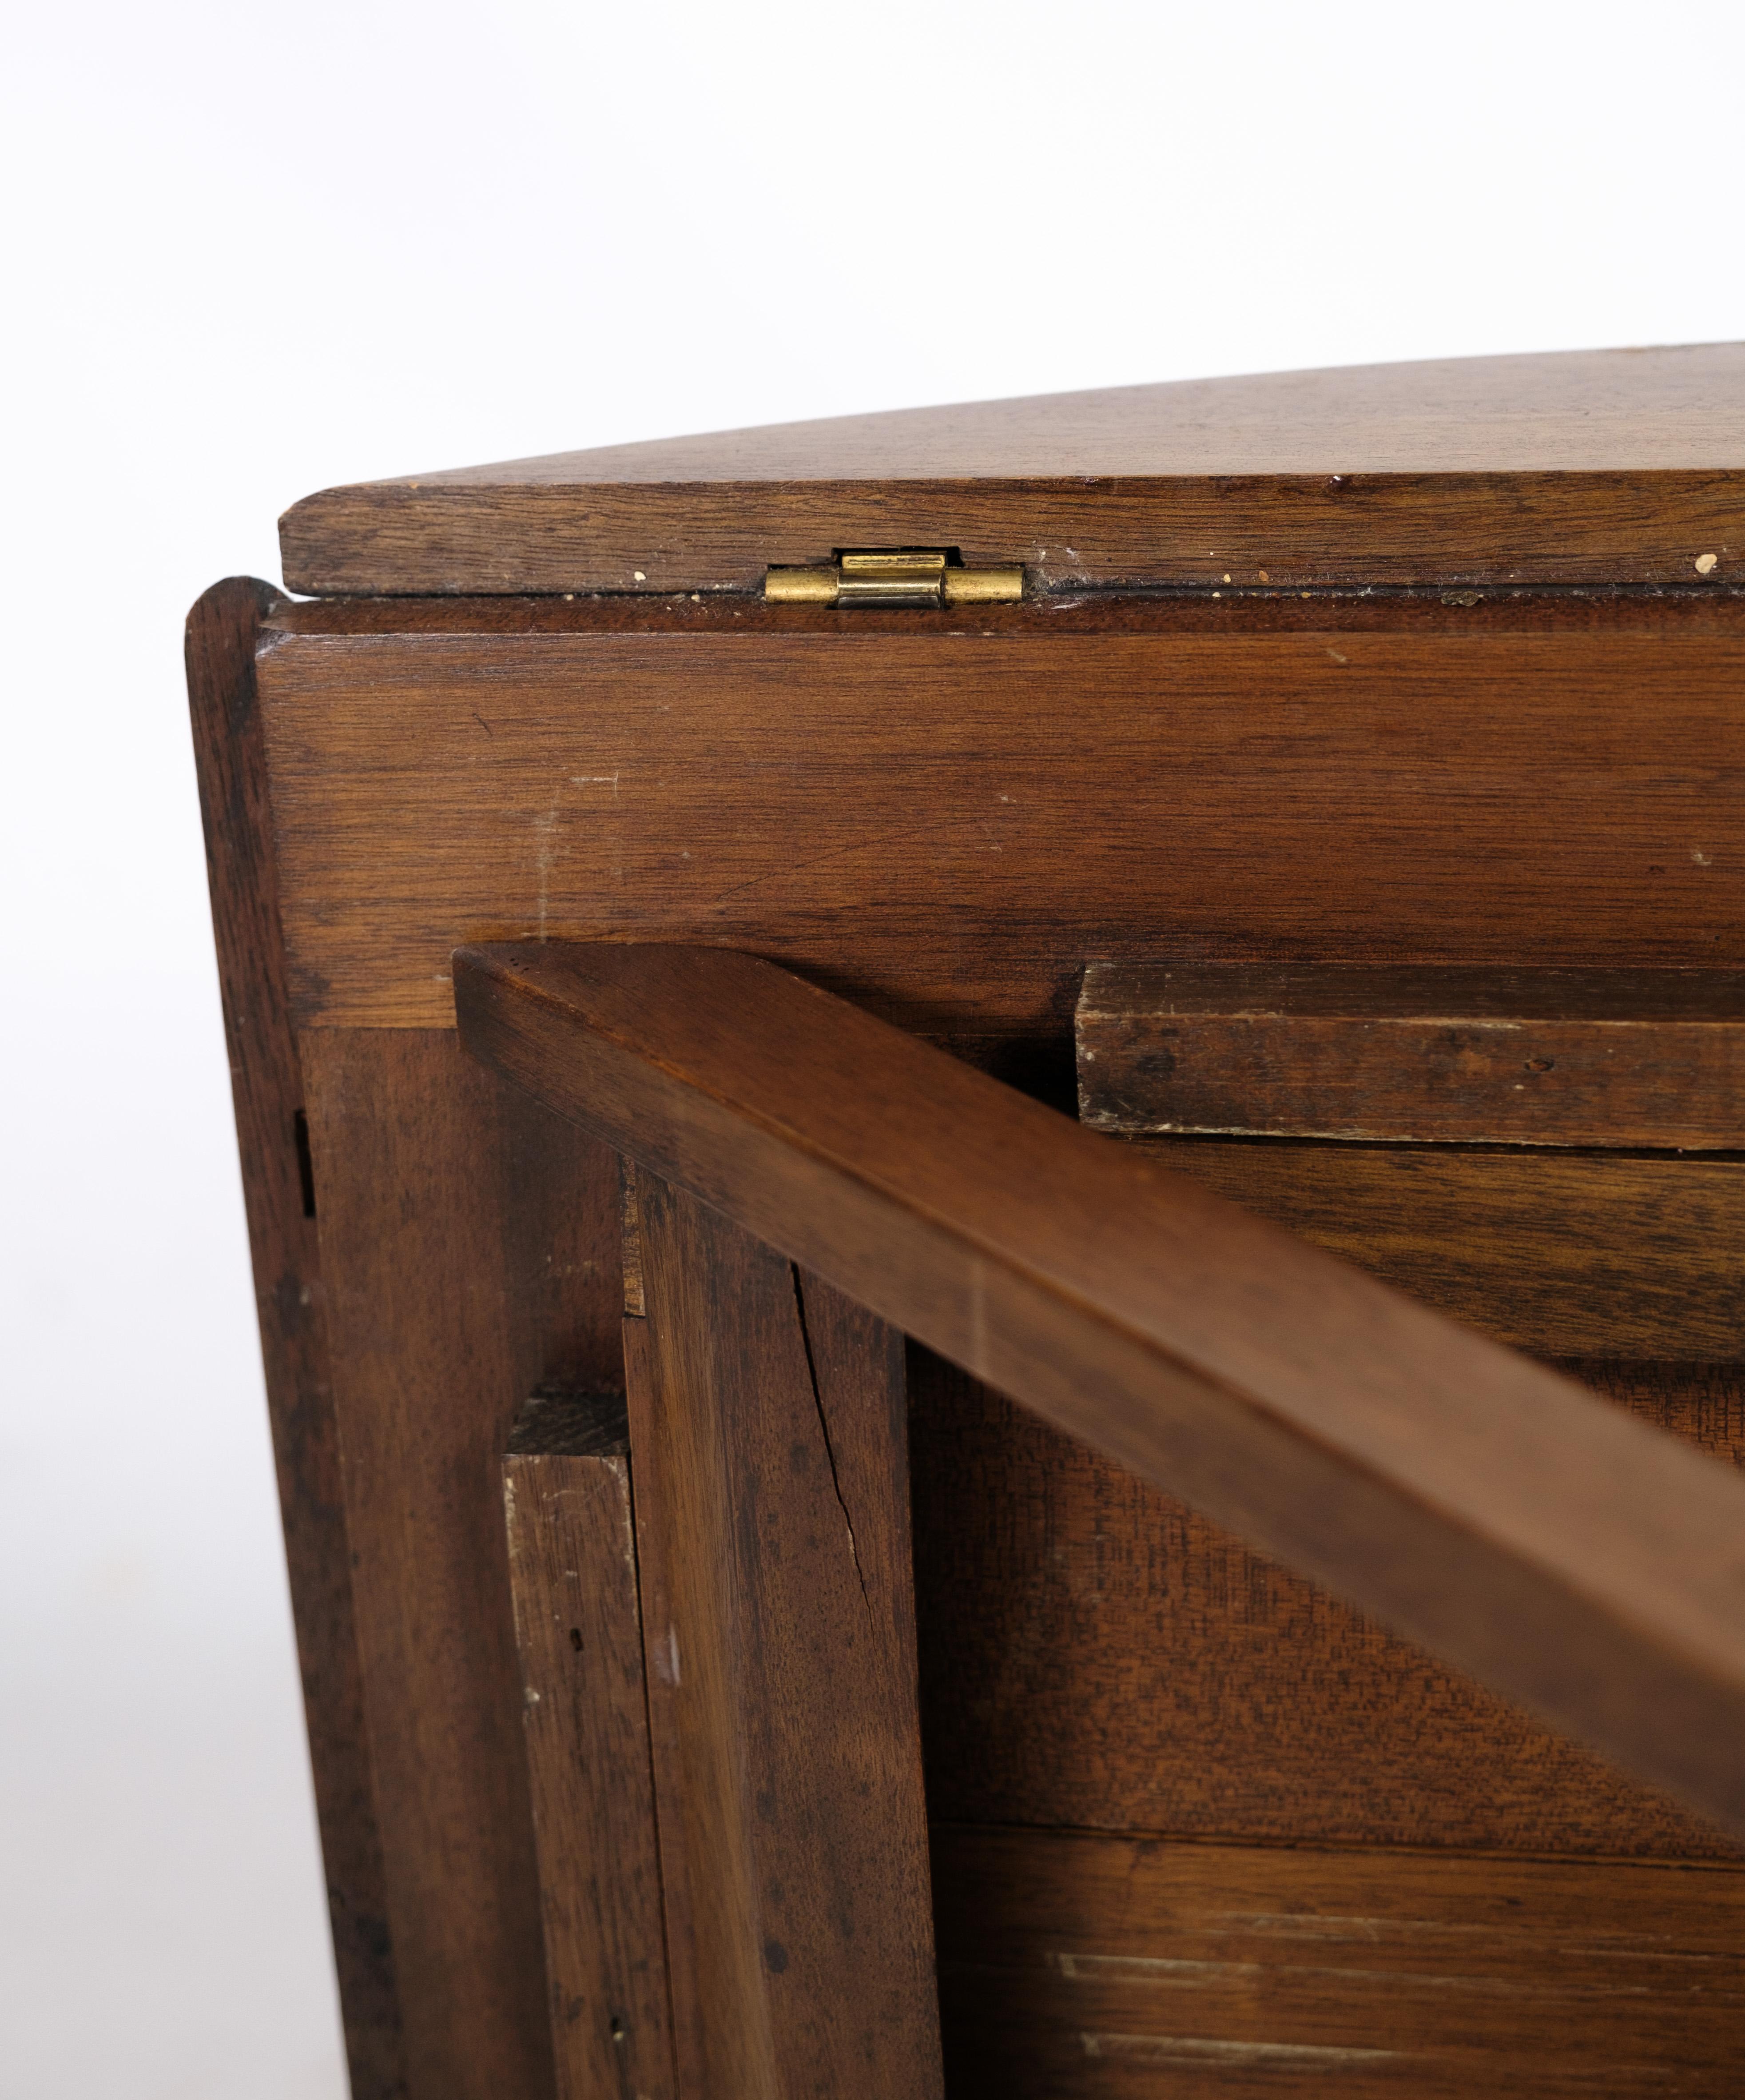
[278,345,1745,594]
[1079,962,1745,1147]
[299,1028,622,2100]
[502,1392,674,2100]
[911,1355,1740,1857]
[185,579,406,2098]
[1570,1356,1745,1466]
[622,1172,942,2100]
[1128,1138,1745,1357]
[504,1380,629,1458]
[254,590,1745,1033]
[929,1825,1745,2097]
[452,940,1745,1837]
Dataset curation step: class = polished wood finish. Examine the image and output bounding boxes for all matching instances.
[1131,1138,1745,1357]
[621,1172,942,2100]
[911,1356,1740,1857]
[198,359,1745,2097]
[185,578,405,2099]
[1573,1356,1745,1466]
[279,344,1745,595]
[452,940,1745,1836]
[1079,962,1745,1146]
[501,1388,673,2100]
[300,1029,621,2100]
[256,591,1745,1034]
[929,1825,1745,2098]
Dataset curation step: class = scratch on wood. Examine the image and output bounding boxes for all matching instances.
[1049,1950,1654,2001]
[533,803,560,940]
[1057,1951,1259,1985]
[706,819,933,910]
[616,1468,640,1586]
[1081,2032,1398,2067]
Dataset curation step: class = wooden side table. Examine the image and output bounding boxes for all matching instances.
[189,346,1745,2100]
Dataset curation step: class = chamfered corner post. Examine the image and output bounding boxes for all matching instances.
[620,1162,945,2100]
[185,578,407,2100]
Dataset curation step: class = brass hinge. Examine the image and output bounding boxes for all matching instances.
[764,550,1024,608]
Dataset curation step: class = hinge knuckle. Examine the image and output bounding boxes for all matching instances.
[763,567,840,605]
[764,549,1024,609]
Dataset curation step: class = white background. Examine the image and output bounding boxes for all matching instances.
[3,4,1741,2093]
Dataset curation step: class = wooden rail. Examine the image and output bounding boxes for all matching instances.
[453,940,1745,1837]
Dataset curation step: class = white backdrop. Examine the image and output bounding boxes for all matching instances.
[3,4,1741,2093]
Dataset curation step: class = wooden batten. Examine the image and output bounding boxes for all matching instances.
[1077,963,1745,1147]
[501,1386,673,2100]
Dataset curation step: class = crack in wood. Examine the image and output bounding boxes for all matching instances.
[790,1264,871,1615]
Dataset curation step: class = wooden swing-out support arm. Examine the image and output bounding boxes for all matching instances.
[459,939,1745,2099]
[455,939,1745,1839]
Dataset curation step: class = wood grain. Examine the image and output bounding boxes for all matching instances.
[502,1388,674,2100]
[929,1824,1745,2098]
[1129,1138,1745,1357]
[254,590,1745,1033]
[621,1172,942,2100]
[1565,1356,1745,1465]
[910,1355,1741,1858]
[300,1028,622,2100]
[1080,962,1745,1147]
[278,345,1745,594]
[451,940,1745,1835]
[184,579,406,2098]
